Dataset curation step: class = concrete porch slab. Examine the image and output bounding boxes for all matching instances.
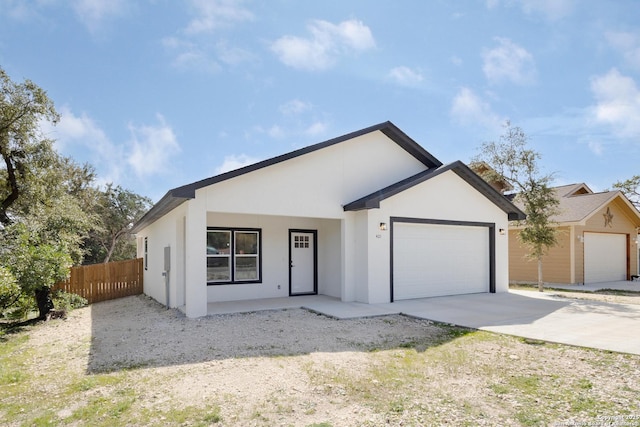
[206,295,400,319]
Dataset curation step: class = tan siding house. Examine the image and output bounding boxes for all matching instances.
[509,183,640,285]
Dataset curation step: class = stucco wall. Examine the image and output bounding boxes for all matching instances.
[137,202,187,307]
[197,131,428,219]
[369,170,511,302]
[204,212,342,302]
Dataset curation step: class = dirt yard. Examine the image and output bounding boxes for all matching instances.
[1,293,639,426]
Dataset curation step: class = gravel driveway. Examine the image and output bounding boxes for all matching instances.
[14,293,638,426]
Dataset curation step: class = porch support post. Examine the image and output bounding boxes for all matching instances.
[184,195,207,318]
[341,215,357,302]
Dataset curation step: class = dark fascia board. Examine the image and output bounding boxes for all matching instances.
[130,192,190,234]
[171,120,442,199]
[131,121,443,233]
[343,160,527,221]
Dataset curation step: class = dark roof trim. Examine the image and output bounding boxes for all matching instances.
[171,121,441,199]
[343,160,527,221]
[132,121,443,233]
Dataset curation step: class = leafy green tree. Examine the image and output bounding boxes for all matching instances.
[1,66,59,225]
[474,122,559,291]
[1,224,72,318]
[0,265,21,313]
[1,67,96,318]
[612,175,640,209]
[83,184,152,264]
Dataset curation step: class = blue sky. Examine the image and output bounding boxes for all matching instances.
[1,0,639,202]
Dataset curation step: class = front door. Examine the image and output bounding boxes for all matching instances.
[289,230,317,295]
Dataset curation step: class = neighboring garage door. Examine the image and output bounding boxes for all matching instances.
[584,232,627,283]
[392,219,493,301]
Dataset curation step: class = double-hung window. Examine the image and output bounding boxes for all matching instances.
[207,228,261,285]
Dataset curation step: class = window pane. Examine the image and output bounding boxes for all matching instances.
[235,256,258,280]
[235,232,258,255]
[207,231,230,255]
[207,257,230,281]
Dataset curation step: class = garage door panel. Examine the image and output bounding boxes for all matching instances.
[584,233,626,284]
[393,222,490,300]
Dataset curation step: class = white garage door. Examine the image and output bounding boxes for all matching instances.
[584,233,626,284]
[393,222,490,300]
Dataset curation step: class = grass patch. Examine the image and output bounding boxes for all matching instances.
[68,388,137,425]
[1,306,639,426]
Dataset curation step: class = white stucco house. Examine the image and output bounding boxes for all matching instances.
[132,122,525,318]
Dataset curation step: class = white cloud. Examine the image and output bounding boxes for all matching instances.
[388,66,424,87]
[185,0,254,34]
[271,19,376,71]
[590,68,640,138]
[485,0,500,9]
[44,106,124,184]
[268,125,285,139]
[163,1,254,73]
[215,154,260,174]
[215,40,254,65]
[606,31,640,70]
[71,0,129,34]
[486,0,574,20]
[520,0,574,20]
[305,121,328,137]
[450,87,503,129]
[588,140,604,156]
[127,115,181,177]
[279,99,312,116]
[163,37,221,72]
[1,0,127,32]
[482,37,536,85]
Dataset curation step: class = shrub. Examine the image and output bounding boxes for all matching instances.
[52,290,88,312]
[0,267,22,314]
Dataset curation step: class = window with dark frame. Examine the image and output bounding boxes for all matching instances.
[207,228,261,284]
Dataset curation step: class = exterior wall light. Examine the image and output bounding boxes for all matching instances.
[379,222,388,231]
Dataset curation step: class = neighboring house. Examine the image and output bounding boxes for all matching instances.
[132,122,525,318]
[509,183,640,285]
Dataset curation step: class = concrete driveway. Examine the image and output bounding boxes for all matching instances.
[205,286,640,355]
[380,290,640,355]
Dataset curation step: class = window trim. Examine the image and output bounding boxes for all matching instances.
[207,227,262,285]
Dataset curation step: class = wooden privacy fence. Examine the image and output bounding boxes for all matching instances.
[54,258,144,304]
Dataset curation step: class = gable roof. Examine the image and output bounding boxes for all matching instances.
[552,183,640,225]
[132,121,443,233]
[343,160,526,220]
[511,183,640,225]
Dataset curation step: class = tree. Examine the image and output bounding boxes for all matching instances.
[1,224,72,318]
[0,266,21,313]
[612,175,640,210]
[83,184,152,264]
[474,122,559,291]
[1,66,59,225]
[1,67,96,318]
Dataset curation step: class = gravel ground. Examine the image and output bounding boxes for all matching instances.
[16,294,640,426]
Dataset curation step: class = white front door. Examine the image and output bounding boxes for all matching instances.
[290,230,317,295]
